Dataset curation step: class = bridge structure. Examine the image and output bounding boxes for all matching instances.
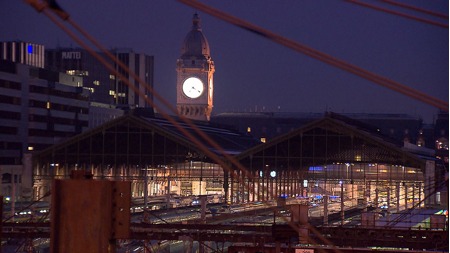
[1,187,448,252]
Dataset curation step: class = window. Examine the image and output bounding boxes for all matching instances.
[417,137,424,147]
[436,138,449,150]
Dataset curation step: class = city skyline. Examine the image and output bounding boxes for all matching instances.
[1,0,448,124]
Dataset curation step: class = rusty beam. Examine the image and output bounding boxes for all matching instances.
[2,222,447,251]
[132,222,272,232]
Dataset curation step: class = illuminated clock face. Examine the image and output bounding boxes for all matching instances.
[182,77,204,99]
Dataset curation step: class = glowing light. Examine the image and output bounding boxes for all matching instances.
[309,166,323,171]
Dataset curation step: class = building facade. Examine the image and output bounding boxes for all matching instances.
[0,59,90,200]
[0,41,45,68]
[46,47,154,110]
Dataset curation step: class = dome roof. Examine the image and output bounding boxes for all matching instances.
[181,14,210,59]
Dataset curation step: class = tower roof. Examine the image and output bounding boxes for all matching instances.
[180,14,211,60]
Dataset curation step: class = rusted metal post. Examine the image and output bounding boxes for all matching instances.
[290,203,309,244]
[340,182,345,225]
[50,170,130,253]
[323,195,329,225]
[200,195,207,222]
[0,195,2,253]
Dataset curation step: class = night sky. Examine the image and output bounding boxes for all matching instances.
[1,1,448,124]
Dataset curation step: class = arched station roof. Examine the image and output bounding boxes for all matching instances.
[33,111,427,176]
[234,113,427,172]
[32,113,261,167]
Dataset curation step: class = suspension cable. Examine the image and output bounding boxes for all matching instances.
[177,0,448,111]
[347,0,448,28]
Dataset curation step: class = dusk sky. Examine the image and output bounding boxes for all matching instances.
[1,1,448,124]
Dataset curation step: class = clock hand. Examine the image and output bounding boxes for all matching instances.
[191,86,201,93]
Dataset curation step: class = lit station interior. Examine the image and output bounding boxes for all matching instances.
[32,111,438,212]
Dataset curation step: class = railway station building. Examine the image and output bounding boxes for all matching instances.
[31,110,446,211]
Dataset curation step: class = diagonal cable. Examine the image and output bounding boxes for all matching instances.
[177,0,448,111]
[348,0,448,28]
[380,0,449,20]
[22,0,436,251]
[23,0,322,250]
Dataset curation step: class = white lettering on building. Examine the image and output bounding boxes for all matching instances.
[62,52,81,60]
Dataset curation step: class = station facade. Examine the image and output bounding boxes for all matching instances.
[31,111,446,211]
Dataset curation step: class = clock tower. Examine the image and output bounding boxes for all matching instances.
[177,14,215,121]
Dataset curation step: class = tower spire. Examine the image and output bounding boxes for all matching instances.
[192,13,201,29]
[176,13,215,121]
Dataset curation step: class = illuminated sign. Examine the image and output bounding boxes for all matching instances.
[62,51,81,60]
[295,249,314,253]
[308,166,323,171]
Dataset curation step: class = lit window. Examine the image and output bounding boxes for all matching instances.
[28,146,34,151]
[109,90,115,95]
[436,138,449,150]
[46,101,51,109]
[260,137,266,143]
[93,80,100,86]
[109,75,116,80]
[247,127,251,133]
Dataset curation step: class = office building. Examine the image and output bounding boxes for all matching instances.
[0,41,45,68]
[0,59,89,199]
[46,47,154,110]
